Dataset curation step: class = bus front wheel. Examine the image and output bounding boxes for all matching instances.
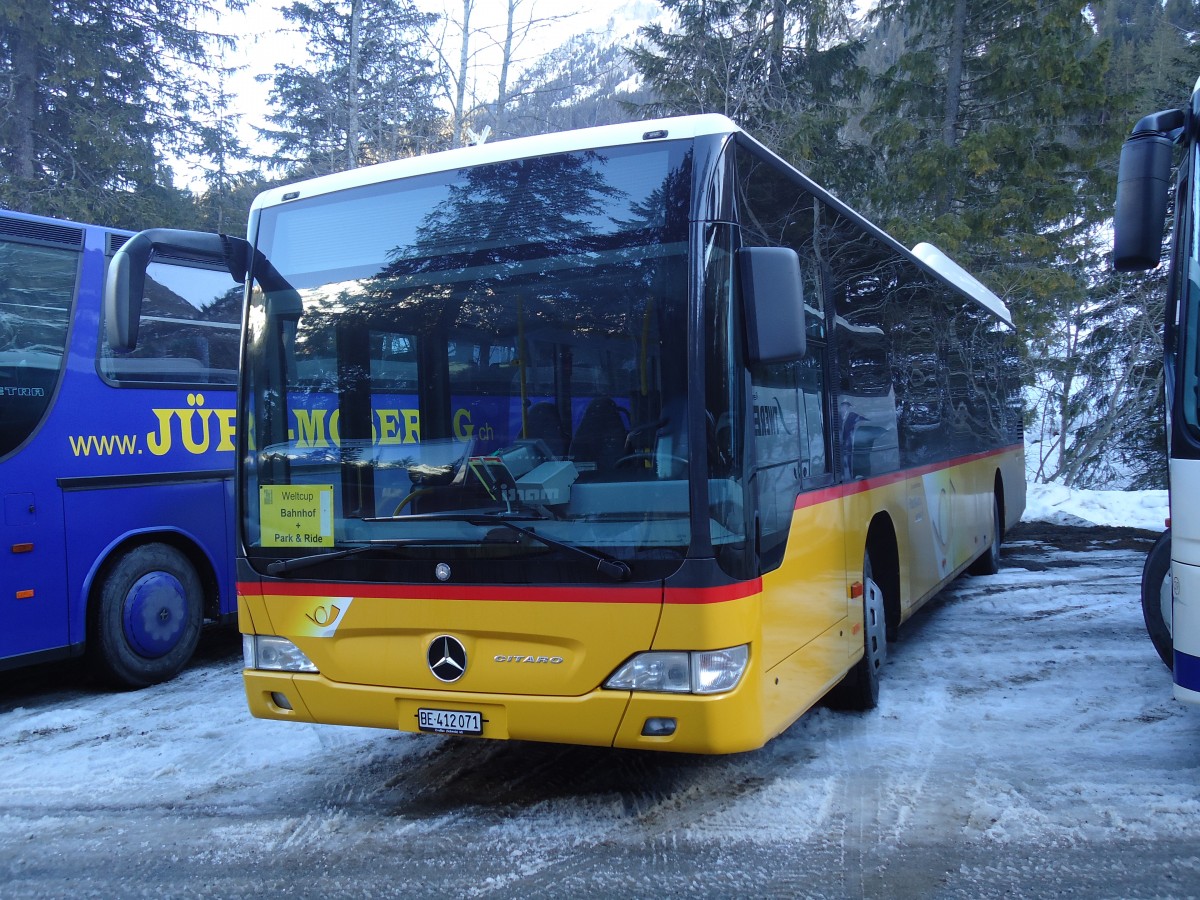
[89,543,203,688]
[829,551,886,710]
[1141,530,1173,670]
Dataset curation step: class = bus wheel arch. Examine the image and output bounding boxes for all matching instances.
[865,514,901,642]
[86,537,207,688]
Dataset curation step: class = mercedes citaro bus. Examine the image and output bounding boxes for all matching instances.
[106,116,1024,752]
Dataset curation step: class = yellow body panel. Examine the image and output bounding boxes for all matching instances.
[246,588,662,697]
[758,493,847,670]
[244,670,634,747]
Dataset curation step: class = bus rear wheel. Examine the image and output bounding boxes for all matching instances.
[1141,530,1173,670]
[969,496,1002,576]
[829,552,886,710]
[89,543,203,688]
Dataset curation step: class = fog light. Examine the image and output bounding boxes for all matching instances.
[270,692,293,710]
[642,717,677,736]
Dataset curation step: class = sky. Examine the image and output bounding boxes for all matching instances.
[0,482,1192,896]
[181,0,657,186]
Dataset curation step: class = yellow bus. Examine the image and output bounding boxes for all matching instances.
[107,115,1024,753]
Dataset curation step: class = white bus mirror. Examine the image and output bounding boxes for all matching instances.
[1114,109,1185,272]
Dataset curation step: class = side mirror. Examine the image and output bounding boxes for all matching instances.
[104,229,244,351]
[738,246,806,364]
[1114,109,1185,272]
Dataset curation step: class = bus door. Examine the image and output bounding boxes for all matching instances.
[1,222,87,657]
[753,349,844,674]
[3,485,71,659]
[0,218,83,659]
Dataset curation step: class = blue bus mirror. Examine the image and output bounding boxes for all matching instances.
[105,229,232,351]
[104,243,143,352]
[738,245,806,363]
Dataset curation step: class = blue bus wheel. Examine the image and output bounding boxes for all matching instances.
[89,543,203,689]
[1141,530,1173,671]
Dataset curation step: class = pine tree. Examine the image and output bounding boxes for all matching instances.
[262,0,442,179]
[0,0,242,228]
[859,0,1129,484]
[189,67,258,236]
[1060,0,1200,488]
[627,0,865,190]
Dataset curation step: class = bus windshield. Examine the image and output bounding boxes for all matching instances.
[242,140,697,582]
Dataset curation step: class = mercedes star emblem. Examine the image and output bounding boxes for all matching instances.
[427,635,467,682]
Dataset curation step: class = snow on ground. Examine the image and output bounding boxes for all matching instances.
[0,488,1196,897]
[1023,482,1169,531]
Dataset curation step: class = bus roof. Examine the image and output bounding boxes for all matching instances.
[248,116,1012,329]
[911,242,1012,325]
[250,115,743,213]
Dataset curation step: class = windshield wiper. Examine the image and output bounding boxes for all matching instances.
[362,511,632,582]
[264,539,448,577]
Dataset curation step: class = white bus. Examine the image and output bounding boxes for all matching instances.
[1114,76,1200,702]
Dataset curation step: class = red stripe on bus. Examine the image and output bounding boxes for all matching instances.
[794,484,844,510]
[240,581,659,604]
[238,578,761,606]
[665,579,762,605]
[238,445,1016,608]
[796,443,1021,508]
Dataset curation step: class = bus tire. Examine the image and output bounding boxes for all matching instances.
[1141,530,1173,670]
[89,543,203,689]
[829,551,886,711]
[969,496,1002,576]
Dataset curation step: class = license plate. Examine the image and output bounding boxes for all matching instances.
[418,708,482,735]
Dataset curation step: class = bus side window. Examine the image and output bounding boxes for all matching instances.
[823,211,902,478]
[734,141,832,564]
[100,259,241,386]
[0,234,79,457]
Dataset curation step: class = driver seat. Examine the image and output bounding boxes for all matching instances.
[569,396,627,475]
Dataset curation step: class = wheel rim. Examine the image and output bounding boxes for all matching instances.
[864,576,888,673]
[122,571,188,659]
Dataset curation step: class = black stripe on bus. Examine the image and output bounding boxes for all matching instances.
[57,469,231,492]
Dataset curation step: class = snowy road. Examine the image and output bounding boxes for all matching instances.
[2,523,1198,898]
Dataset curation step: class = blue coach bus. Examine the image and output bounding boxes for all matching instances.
[0,209,241,686]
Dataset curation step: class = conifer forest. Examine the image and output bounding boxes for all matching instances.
[3,0,1197,490]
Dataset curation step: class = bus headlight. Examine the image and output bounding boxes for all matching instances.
[243,634,319,673]
[604,644,748,694]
